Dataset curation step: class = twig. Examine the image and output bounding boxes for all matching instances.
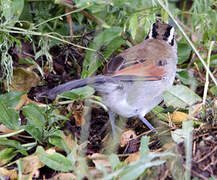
[59,0,107,27]
[65,7,74,41]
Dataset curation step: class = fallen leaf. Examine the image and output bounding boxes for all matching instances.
[65,134,74,152]
[23,154,44,176]
[67,102,85,126]
[5,67,40,92]
[125,152,140,164]
[0,167,18,180]
[120,129,137,147]
[168,111,189,124]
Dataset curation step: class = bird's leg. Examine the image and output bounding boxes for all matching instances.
[138,115,157,133]
[108,110,116,136]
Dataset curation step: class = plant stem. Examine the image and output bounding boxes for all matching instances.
[0,129,25,138]
[203,40,215,104]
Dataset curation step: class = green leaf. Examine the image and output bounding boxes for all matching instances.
[151,106,168,122]
[48,130,71,154]
[177,42,192,64]
[23,124,43,143]
[176,70,197,86]
[57,86,95,101]
[210,86,217,96]
[109,154,122,171]
[81,27,123,78]
[0,91,24,107]
[139,136,150,159]
[129,14,138,40]
[163,85,202,108]
[1,0,24,25]
[0,138,27,155]
[22,103,45,129]
[0,148,17,166]
[0,99,20,130]
[36,146,74,172]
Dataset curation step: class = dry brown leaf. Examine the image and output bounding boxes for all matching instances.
[14,94,43,111]
[168,111,189,124]
[125,152,140,164]
[5,67,40,92]
[14,94,28,110]
[120,129,137,147]
[65,135,74,151]
[53,173,76,180]
[0,168,18,180]
[67,102,85,126]
[73,103,85,126]
[23,154,44,176]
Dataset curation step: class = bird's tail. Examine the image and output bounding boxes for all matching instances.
[35,75,115,101]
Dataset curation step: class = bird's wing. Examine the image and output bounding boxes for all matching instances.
[104,41,165,81]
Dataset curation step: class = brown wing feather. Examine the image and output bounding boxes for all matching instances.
[104,41,147,75]
[113,60,165,80]
[104,39,172,80]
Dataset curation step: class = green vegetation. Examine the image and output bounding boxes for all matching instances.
[0,0,216,179]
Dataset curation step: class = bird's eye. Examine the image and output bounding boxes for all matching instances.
[157,60,167,66]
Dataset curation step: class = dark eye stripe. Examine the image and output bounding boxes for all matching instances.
[163,26,175,46]
[152,23,159,38]
[170,35,174,46]
[163,26,173,40]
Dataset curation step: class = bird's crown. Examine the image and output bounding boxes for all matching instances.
[146,22,175,46]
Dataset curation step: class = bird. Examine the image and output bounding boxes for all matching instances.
[36,22,177,134]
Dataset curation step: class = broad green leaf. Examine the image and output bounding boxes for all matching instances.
[0,99,20,130]
[163,85,202,108]
[57,86,95,101]
[139,136,149,159]
[36,146,74,172]
[1,0,24,25]
[176,70,198,86]
[48,130,71,154]
[0,138,27,155]
[0,91,24,107]
[81,27,123,78]
[129,14,138,40]
[23,125,43,143]
[177,42,192,64]
[0,148,17,166]
[22,103,45,129]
